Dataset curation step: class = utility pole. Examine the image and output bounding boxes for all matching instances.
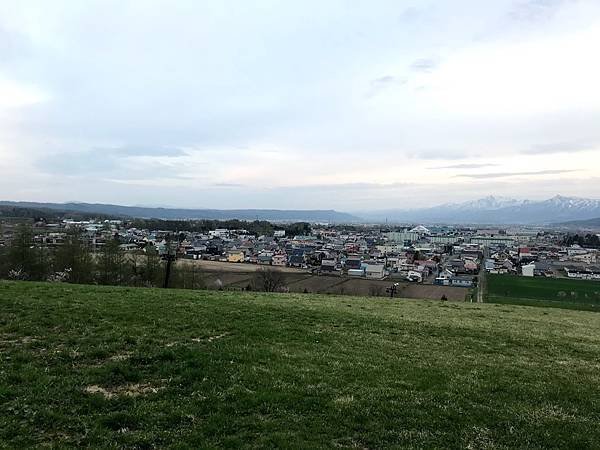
[162,235,176,288]
[386,282,399,298]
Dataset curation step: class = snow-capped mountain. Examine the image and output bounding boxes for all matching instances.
[361,195,600,224]
[441,196,528,211]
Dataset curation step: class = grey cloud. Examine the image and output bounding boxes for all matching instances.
[398,7,423,23]
[430,163,498,169]
[107,146,187,157]
[372,76,395,85]
[410,58,439,72]
[212,183,246,188]
[0,26,32,62]
[37,146,186,175]
[524,141,597,154]
[509,0,569,22]
[367,75,407,98]
[39,152,118,175]
[409,149,472,160]
[455,169,576,179]
[280,182,409,191]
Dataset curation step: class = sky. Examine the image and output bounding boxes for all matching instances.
[1,0,600,211]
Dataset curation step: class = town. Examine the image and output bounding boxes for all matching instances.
[2,215,598,301]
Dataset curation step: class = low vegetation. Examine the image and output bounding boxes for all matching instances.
[2,281,600,448]
[487,274,600,311]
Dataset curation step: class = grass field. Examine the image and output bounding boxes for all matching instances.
[487,274,600,311]
[2,281,600,448]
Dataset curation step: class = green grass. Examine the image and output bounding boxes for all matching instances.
[2,281,600,448]
[487,274,600,311]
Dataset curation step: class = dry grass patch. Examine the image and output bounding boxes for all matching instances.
[84,383,163,399]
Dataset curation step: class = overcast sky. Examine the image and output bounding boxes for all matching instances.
[1,0,600,211]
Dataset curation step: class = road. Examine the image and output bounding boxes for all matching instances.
[476,246,489,303]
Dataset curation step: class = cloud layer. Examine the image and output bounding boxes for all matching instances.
[0,0,599,210]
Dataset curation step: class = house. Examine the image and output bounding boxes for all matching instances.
[320,259,336,273]
[272,254,288,266]
[570,252,597,264]
[522,263,535,277]
[227,250,245,263]
[448,259,466,274]
[434,273,452,286]
[450,276,475,287]
[533,261,554,277]
[414,259,438,270]
[518,247,536,262]
[209,229,229,238]
[409,225,431,235]
[344,257,362,270]
[257,253,273,265]
[564,266,600,280]
[289,253,305,268]
[348,268,365,277]
[365,263,385,280]
[463,260,479,273]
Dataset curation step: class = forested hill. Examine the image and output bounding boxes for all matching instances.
[0,205,112,221]
[0,201,359,223]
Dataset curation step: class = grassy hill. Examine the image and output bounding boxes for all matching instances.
[487,274,600,311]
[2,282,600,448]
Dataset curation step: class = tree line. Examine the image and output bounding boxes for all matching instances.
[0,224,294,293]
[0,224,201,289]
[562,233,600,249]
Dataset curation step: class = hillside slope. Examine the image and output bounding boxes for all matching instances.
[0,201,360,223]
[1,282,600,448]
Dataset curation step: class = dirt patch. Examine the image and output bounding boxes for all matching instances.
[84,383,162,399]
[179,259,308,274]
[334,395,355,405]
[108,351,132,362]
[0,334,38,347]
[192,332,230,343]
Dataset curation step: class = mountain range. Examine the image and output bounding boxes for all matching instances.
[360,195,600,224]
[1,195,600,225]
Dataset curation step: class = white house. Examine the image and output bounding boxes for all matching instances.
[522,263,535,277]
[365,263,385,280]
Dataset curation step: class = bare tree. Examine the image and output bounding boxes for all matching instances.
[253,267,286,292]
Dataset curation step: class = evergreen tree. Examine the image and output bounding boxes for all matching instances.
[97,237,125,285]
[53,230,95,284]
[140,244,163,287]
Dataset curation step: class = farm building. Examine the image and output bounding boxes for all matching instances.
[450,276,475,287]
[564,266,600,280]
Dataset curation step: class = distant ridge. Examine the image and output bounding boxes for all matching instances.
[4,195,600,225]
[0,201,360,223]
[359,195,600,225]
[556,217,600,228]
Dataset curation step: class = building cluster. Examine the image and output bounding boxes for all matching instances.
[485,242,600,280]
[2,219,599,283]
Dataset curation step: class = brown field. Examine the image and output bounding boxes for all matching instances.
[179,259,308,273]
[177,260,469,301]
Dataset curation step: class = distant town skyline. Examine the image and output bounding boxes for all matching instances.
[1,0,600,210]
